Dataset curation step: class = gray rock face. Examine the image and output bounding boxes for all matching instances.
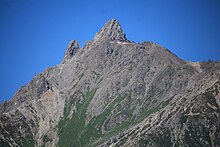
[94,19,127,42]
[0,19,220,147]
[62,40,79,63]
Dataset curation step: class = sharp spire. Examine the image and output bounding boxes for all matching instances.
[94,19,127,42]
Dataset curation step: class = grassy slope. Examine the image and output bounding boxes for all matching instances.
[58,90,131,147]
[57,88,172,147]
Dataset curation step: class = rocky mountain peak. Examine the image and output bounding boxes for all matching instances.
[62,40,79,63]
[93,19,127,42]
[0,19,220,147]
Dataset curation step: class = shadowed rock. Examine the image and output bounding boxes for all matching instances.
[62,40,79,63]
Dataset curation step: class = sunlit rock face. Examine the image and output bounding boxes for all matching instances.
[0,19,220,147]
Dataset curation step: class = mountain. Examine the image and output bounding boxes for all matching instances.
[0,19,220,147]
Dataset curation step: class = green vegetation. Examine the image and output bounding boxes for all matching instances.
[58,89,97,147]
[137,107,161,123]
[0,120,35,147]
[136,96,173,123]
[18,134,35,147]
[105,121,130,139]
[58,91,135,147]
[159,97,173,108]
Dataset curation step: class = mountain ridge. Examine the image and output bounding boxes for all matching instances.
[0,19,220,147]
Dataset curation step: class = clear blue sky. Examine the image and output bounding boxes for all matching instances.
[0,0,220,103]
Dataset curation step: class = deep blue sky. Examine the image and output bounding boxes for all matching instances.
[0,0,220,103]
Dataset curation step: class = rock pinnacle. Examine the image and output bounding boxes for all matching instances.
[62,40,79,63]
[94,19,127,42]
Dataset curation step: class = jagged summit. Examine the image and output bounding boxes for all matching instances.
[94,19,127,42]
[0,19,220,147]
[62,40,79,63]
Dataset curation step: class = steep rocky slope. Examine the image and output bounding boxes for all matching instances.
[0,19,220,147]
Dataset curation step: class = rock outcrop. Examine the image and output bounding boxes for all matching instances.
[62,40,79,63]
[94,19,127,42]
[0,19,219,147]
